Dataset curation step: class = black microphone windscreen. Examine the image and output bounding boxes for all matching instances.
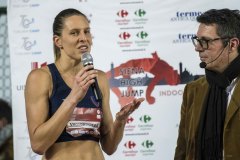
[82,52,93,66]
[199,62,206,68]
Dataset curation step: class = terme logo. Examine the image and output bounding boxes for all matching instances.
[173,33,195,43]
[117,10,128,18]
[171,11,202,21]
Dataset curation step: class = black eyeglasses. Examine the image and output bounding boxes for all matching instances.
[191,36,229,49]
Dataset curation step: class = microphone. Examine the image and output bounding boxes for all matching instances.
[199,45,228,68]
[81,53,102,101]
[199,61,207,68]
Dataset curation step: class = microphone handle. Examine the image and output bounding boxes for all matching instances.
[91,77,102,101]
[84,65,103,101]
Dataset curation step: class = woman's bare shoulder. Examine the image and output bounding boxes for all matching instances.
[25,66,52,95]
[27,66,51,82]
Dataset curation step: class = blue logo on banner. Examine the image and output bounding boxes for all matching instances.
[171,11,202,21]
[12,0,40,8]
[22,37,36,51]
[173,33,195,43]
[20,15,34,29]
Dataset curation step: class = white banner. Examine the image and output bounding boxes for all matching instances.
[8,0,239,159]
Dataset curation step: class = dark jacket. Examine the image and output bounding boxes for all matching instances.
[174,76,240,160]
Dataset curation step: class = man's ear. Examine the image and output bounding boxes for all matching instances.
[230,38,239,50]
[53,35,63,49]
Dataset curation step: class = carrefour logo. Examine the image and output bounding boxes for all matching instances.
[133,9,148,25]
[142,140,154,148]
[117,10,128,18]
[127,116,134,124]
[136,31,148,39]
[135,9,146,17]
[124,140,136,149]
[119,32,131,40]
[139,115,151,123]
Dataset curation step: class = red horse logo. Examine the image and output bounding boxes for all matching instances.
[106,51,180,106]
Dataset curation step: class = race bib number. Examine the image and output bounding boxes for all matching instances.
[66,108,102,138]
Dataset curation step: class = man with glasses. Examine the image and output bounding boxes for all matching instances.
[174,8,240,160]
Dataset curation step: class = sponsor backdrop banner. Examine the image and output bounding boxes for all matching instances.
[7,0,239,159]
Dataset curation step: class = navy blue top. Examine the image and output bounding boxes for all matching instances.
[48,63,103,143]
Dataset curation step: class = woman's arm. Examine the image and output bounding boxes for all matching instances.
[98,71,144,155]
[25,65,97,154]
